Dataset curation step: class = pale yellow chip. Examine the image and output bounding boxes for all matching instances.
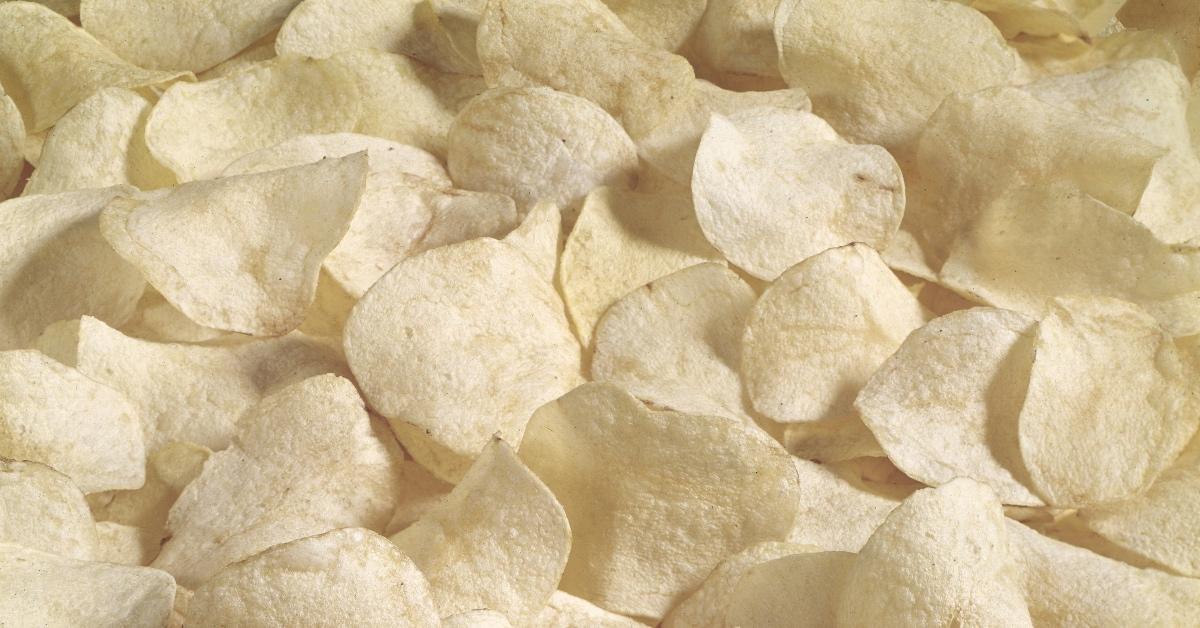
[519,383,800,619]
[344,238,582,482]
[535,590,647,628]
[0,2,187,133]
[599,0,705,51]
[116,289,226,344]
[559,186,723,349]
[0,88,22,200]
[0,187,145,350]
[189,528,441,627]
[782,416,885,463]
[838,479,1032,627]
[195,29,279,82]
[692,108,905,280]
[724,551,855,628]
[447,86,638,222]
[855,307,1044,506]
[0,543,175,627]
[443,610,512,628]
[221,132,449,184]
[151,375,402,588]
[1018,297,1200,507]
[24,87,174,196]
[0,0,79,16]
[392,439,571,625]
[692,0,782,84]
[383,458,453,536]
[87,440,211,541]
[786,458,912,553]
[0,459,98,560]
[662,541,812,628]
[963,0,1125,38]
[774,0,1022,149]
[0,350,144,493]
[101,153,367,335]
[743,244,924,425]
[502,200,561,284]
[94,521,159,566]
[1119,0,1199,77]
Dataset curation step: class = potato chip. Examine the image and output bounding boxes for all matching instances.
[1119,0,1199,77]
[0,2,187,133]
[599,0,705,51]
[692,0,782,85]
[1007,519,1200,626]
[519,383,800,619]
[0,89,22,200]
[786,458,912,552]
[559,186,723,349]
[502,200,561,284]
[724,551,855,628]
[115,290,226,344]
[95,521,158,566]
[443,610,512,628]
[838,479,1032,627]
[0,187,146,350]
[384,458,453,536]
[24,88,174,196]
[80,0,298,72]
[592,262,757,425]
[151,375,402,588]
[392,439,571,625]
[0,0,78,15]
[0,350,144,493]
[188,528,440,627]
[535,590,647,628]
[222,132,449,184]
[0,459,98,560]
[345,238,581,482]
[0,543,175,626]
[448,86,637,222]
[144,56,362,181]
[782,416,885,463]
[662,541,812,628]
[743,244,924,427]
[101,154,367,335]
[962,0,1125,38]
[1010,27,1183,79]
[195,29,280,82]
[87,440,210,539]
[1019,297,1200,507]
[774,0,1023,149]
[856,307,1043,505]
[692,108,905,280]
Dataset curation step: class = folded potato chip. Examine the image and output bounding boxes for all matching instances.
[152,375,402,588]
[189,528,441,627]
[692,108,905,280]
[87,440,210,540]
[344,238,582,482]
[1019,297,1200,507]
[24,87,173,196]
[724,551,855,628]
[519,383,800,619]
[662,541,812,628]
[101,153,368,335]
[0,187,146,350]
[0,89,22,200]
[0,459,98,560]
[838,479,1032,627]
[535,590,647,628]
[392,440,571,625]
[0,542,175,627]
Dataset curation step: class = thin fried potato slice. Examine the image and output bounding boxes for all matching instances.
[724,551,855,628]
[502,200,561,284]
[222,132,449,184]
[0,459,98,560]
[962,0,1125,38]
[1119,0,1200,77]
[0,89,22,200]
[600,0,705,51]
[663,542,812,628]
[786,458,914,552]
[115,289,226,344]
[443,610,511,628]
[535,591,647,628]
[692,0,781,84]
[94,521,159,566]
[87,441,210,540]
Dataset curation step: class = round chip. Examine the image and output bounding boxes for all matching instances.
[0,459,98,560]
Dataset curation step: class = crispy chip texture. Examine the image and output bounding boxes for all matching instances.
[786,458,911,552]
[963,0,1125,37]
[0,350,144,493]
[0,89,22,200]
[1119,0,1199,77]
[535,591,646,628]
[94,521,158,566]
[1018,297,1200,507]
[0,543,175,627]
[838,479,1032,627]
[693,0,781,83]
[221,132,449,184]
[692,108,905,280]
[600,0,705,51]
[0,187,145,350]
[189,528,441,627]
[724,551,855,628]
[662,541,812,628]
[101,154,367,335]
[519,383,800,619]
[443,610,511,628]
[0,459,98,560]
[0,2,186,133]
[152,375,402,588]
[345,238,581,482]
[88,440,210,539]
[392,440,571,625]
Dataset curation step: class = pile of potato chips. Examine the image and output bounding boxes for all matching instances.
[1,0,1199,625]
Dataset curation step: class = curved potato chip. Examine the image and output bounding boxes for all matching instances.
[600,0,705,51]
[963,0,1124,38]
[0,459,98,560]
[0,0,79,15]
[774,0,1022,148]
[0,187,145,350]
[145,56,362,181]
[856,307,1044,506]
[195,29,279,82]
[502,200,561,284]
[0,2,187,133]
[519,383,800,619]
[1119,0,1199,77]
[24,87,174,196]
[662,541,812,628]
[116,290,226,344]
[101,154,367,335]
[786,458,911,552]
[0,89,22,199]
[724,551,855,628]
[692,0,780,83]
[345,238,581,482]
[592,262,757,424]
[95,521,158,566]
[384,458,453,536]
[1019,297,1200,507]
[80,0,297,72]
[535,591,646,628]
[782,416,885,463]
[448,86,637,221]
[0,543,175,627]
[443,610,511,628]
[838,479,1032,627]
[0,350,144,493]
[152,375,401,588]
[743,244,924,425]
[189,528,440,627]
[392,440,571,625]
[222,132,449,183]
[692,108,905,280]
[1008,520,1200,626]
[560,186,723,349]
